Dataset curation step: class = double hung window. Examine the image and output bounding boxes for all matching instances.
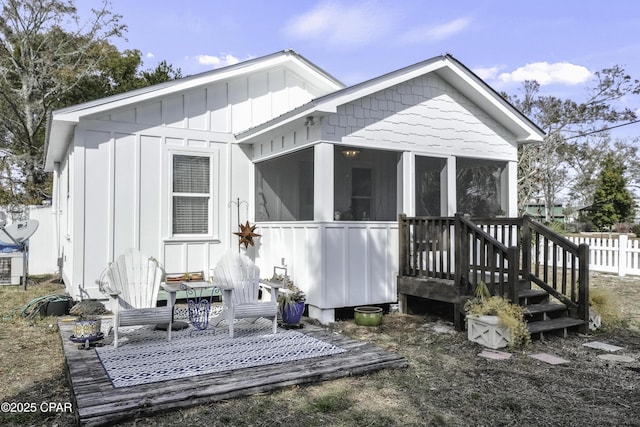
[172,154,211,235]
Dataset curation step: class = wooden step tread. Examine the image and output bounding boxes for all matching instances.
[527,317,585,334]
[525,303,568,315]
[518,289,548,299]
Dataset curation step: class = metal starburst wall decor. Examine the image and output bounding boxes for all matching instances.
[234,221,261,248]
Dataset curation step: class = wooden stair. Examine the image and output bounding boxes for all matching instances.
[517,287,586,339]
[527,317,586,336]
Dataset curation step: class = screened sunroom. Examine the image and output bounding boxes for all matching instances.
[253,143,512,323]
[255,148,314,222]
[412,155,509,219]
[253,143,401,323]
[255,145,399,223]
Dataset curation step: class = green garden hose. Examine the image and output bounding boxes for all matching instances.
[20,294,73,319]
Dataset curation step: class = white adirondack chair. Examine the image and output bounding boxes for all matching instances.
[211,251,280,338]
[101,248,172,348]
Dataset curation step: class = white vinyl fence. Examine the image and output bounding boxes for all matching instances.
[561,235,640,277]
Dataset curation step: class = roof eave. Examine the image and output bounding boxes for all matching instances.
[44,118,75,171]
[50,49,344,123]
[237,54,546,145]
[45,49,345,167]
[442,54,546,141]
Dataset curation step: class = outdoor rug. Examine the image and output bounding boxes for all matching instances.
[95,319,346,388]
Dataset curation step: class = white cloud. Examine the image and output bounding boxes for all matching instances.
[399,17,472,44]
[499,62,592,85]
[473,66,501,81]
[195,53,240,68]
[145,52,155,59]
[283,1,393,49]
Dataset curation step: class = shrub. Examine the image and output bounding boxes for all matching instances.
[632,224,640,238]
[590,288,626,330]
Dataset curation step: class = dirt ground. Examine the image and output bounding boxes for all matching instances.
[1,271,639,426]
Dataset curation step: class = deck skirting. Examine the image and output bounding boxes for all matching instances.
[397,276,460,304]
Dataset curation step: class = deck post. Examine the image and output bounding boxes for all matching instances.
[577,243,590,333]
[507,246,519,302]
[521,216,532,284]
[453,214,469,331]
[454,213,468,293]
[397,213,407,315]
[398,214,407,277]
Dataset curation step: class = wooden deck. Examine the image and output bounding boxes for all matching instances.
[397,215,590,334]
[59,320,408,426]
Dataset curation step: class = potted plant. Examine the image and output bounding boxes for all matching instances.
[464,282,531,349]
[69,300,107,349]
[274,275,306,325]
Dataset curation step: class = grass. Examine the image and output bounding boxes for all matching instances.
[0,277,75,426]
[1,272,639,426]
[0,278,66,400]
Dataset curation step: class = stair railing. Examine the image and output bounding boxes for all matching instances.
[398,214,589,330]
[455,214,519,302]
[521,216,589,326]
[398,214,519,302]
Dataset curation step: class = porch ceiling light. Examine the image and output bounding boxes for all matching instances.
[342,149,360,158]
[304,116,315,126]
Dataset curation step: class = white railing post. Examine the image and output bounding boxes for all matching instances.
[618,234,628,277]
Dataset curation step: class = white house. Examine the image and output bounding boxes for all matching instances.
[44,49,544,323]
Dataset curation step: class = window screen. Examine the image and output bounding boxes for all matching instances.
[456,158,505,217]
[255,148,314,221]
[172,155,210,234]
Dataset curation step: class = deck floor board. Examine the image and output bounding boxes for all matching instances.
[58,320,407,426]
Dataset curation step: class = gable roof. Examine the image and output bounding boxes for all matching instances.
[45,51,545,171]
[236,54,545,144]
[44,49,344,170]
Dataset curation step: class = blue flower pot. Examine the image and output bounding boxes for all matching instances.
[281,301,305,325]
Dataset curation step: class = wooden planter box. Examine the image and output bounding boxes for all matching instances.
[466,315,510,349]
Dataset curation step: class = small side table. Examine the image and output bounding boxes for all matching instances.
[180,281,219,330]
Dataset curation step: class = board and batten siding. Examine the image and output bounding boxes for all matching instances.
[254,222,398,315]
[94,67,325,134]
[71,121,230,299]
[57,144,74,287]
[64,64,330,299]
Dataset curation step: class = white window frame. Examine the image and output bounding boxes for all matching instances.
[169,151,217,239]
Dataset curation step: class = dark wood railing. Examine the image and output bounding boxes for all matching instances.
[398,214,589,326]
[456,214,519,302]
[523,216,589,321]
[398,215,456,280]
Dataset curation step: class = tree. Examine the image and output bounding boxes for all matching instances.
[0,1,182,205]
[507,68,640,219]
[587,155,635,230]
[140,60,183,86]
[59,46,183,106]
[0,0,125,204]
[562,135,639,210]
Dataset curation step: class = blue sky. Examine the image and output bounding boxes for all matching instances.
[79,0,640,134]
